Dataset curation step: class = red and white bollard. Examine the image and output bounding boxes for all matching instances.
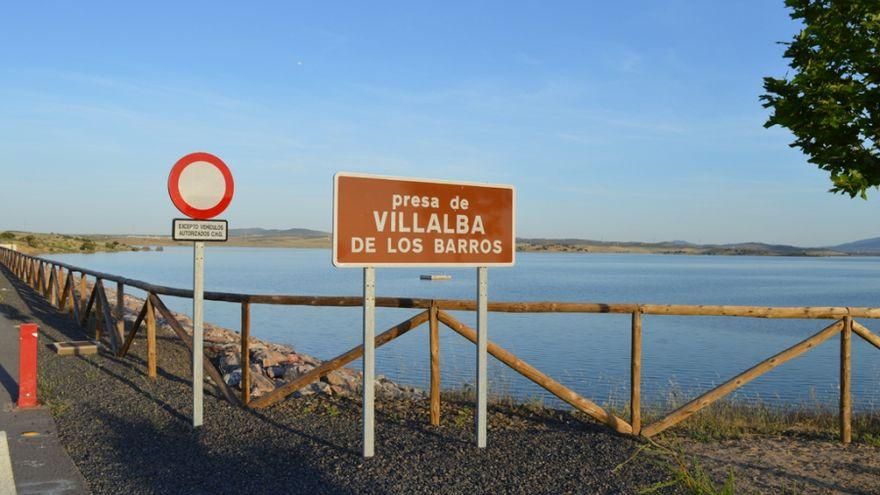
[18,323,38,409]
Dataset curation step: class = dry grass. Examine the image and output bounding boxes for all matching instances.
[637,397,880,446]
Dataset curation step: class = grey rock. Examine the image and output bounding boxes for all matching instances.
[266,365,286,378]
[251,348,287,368]
[309,381,332,396]
[223,369,242,387]
[218,353,240,373]
[299,354,321,366]
[323,370,358,394]
[249,370,276,398]
[283,363,315,380]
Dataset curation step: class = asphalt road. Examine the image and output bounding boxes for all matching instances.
[0,267,89,494]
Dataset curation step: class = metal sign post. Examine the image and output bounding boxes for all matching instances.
[167,151,234,429]
[192,241,205,427]
[476,266,488,447]
[363,267,376,458]
[332,172,515,456]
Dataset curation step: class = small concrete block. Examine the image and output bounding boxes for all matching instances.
[52,341,98,356]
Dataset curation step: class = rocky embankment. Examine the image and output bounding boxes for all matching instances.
[109,288,423,401]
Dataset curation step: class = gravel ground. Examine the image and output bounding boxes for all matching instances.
[3,268,677,495]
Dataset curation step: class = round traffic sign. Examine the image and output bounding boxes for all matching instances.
[168,152,234,219]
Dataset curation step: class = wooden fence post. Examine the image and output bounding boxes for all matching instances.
[241,301,251,405]
[429,302,441,426]
[56,266,64,304]
[146,296,157,378]
[631,309,642,436]
[47,267,57,306]
[43,263,51,298]
[94,279,103,342]
[52,266,62,308]
[116,282,126,344]
[79,272,88,315]
[36,261,44,295]
[58,271,71,313]
[841,316,852,444]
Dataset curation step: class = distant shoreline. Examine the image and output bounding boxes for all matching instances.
[3,230,877,257]
[90,234,874,257]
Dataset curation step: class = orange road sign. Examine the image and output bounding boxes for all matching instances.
[333,173,515,267]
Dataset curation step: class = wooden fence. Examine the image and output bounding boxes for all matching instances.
[2,247,879,442]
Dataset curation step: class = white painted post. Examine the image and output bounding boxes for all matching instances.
[193,241,205,427]
[476,266,488,448]
[363,267,376,458]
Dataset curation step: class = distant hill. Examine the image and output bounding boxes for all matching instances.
[80,228,880,257]
[832,236,880,254]
[517,238,848,256]
[229,228,328,238]
[716,242,831,256]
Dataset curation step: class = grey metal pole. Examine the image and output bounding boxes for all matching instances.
[476,266,488,448]
[193,241,205,427]
[363,267,376,457]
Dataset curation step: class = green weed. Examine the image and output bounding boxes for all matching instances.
[638,440,736,495]
[453,408,471,428]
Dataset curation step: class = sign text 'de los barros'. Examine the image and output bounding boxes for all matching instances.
[333,173,515,266]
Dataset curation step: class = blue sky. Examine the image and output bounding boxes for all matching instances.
[0,1,875,246]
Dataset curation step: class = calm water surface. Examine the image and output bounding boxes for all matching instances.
[47,248,880,411]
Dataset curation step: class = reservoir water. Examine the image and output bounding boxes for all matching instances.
[47,248,880,411]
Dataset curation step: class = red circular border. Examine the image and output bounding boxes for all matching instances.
[167,152,234,219]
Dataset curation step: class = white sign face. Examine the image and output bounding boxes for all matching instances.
[168,152,234,220]
[179,161,228,209]
[172,219,228,242]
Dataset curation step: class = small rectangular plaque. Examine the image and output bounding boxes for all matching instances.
[172,219,228,242]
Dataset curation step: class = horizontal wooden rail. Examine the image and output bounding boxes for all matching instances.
[639,304,880,319]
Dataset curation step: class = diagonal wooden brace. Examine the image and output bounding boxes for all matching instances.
[149,294,240,405]
[437,310,633,435]
[852,320,880,350]
[250,310,431,409]
[641,319,844,437]
[118,299,151,357]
